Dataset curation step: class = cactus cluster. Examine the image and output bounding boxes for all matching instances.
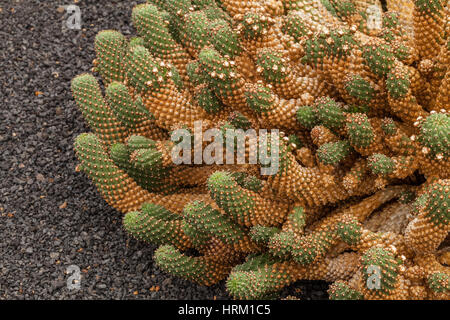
[72,0,449,300]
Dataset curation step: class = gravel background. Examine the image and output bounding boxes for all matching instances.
[0,0,328,299]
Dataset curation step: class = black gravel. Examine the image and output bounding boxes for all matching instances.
[0,0,328,299]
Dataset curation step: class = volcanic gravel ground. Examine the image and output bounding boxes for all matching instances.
[0,0,329,299]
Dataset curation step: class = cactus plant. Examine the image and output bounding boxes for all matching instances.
[72,0,450,300]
